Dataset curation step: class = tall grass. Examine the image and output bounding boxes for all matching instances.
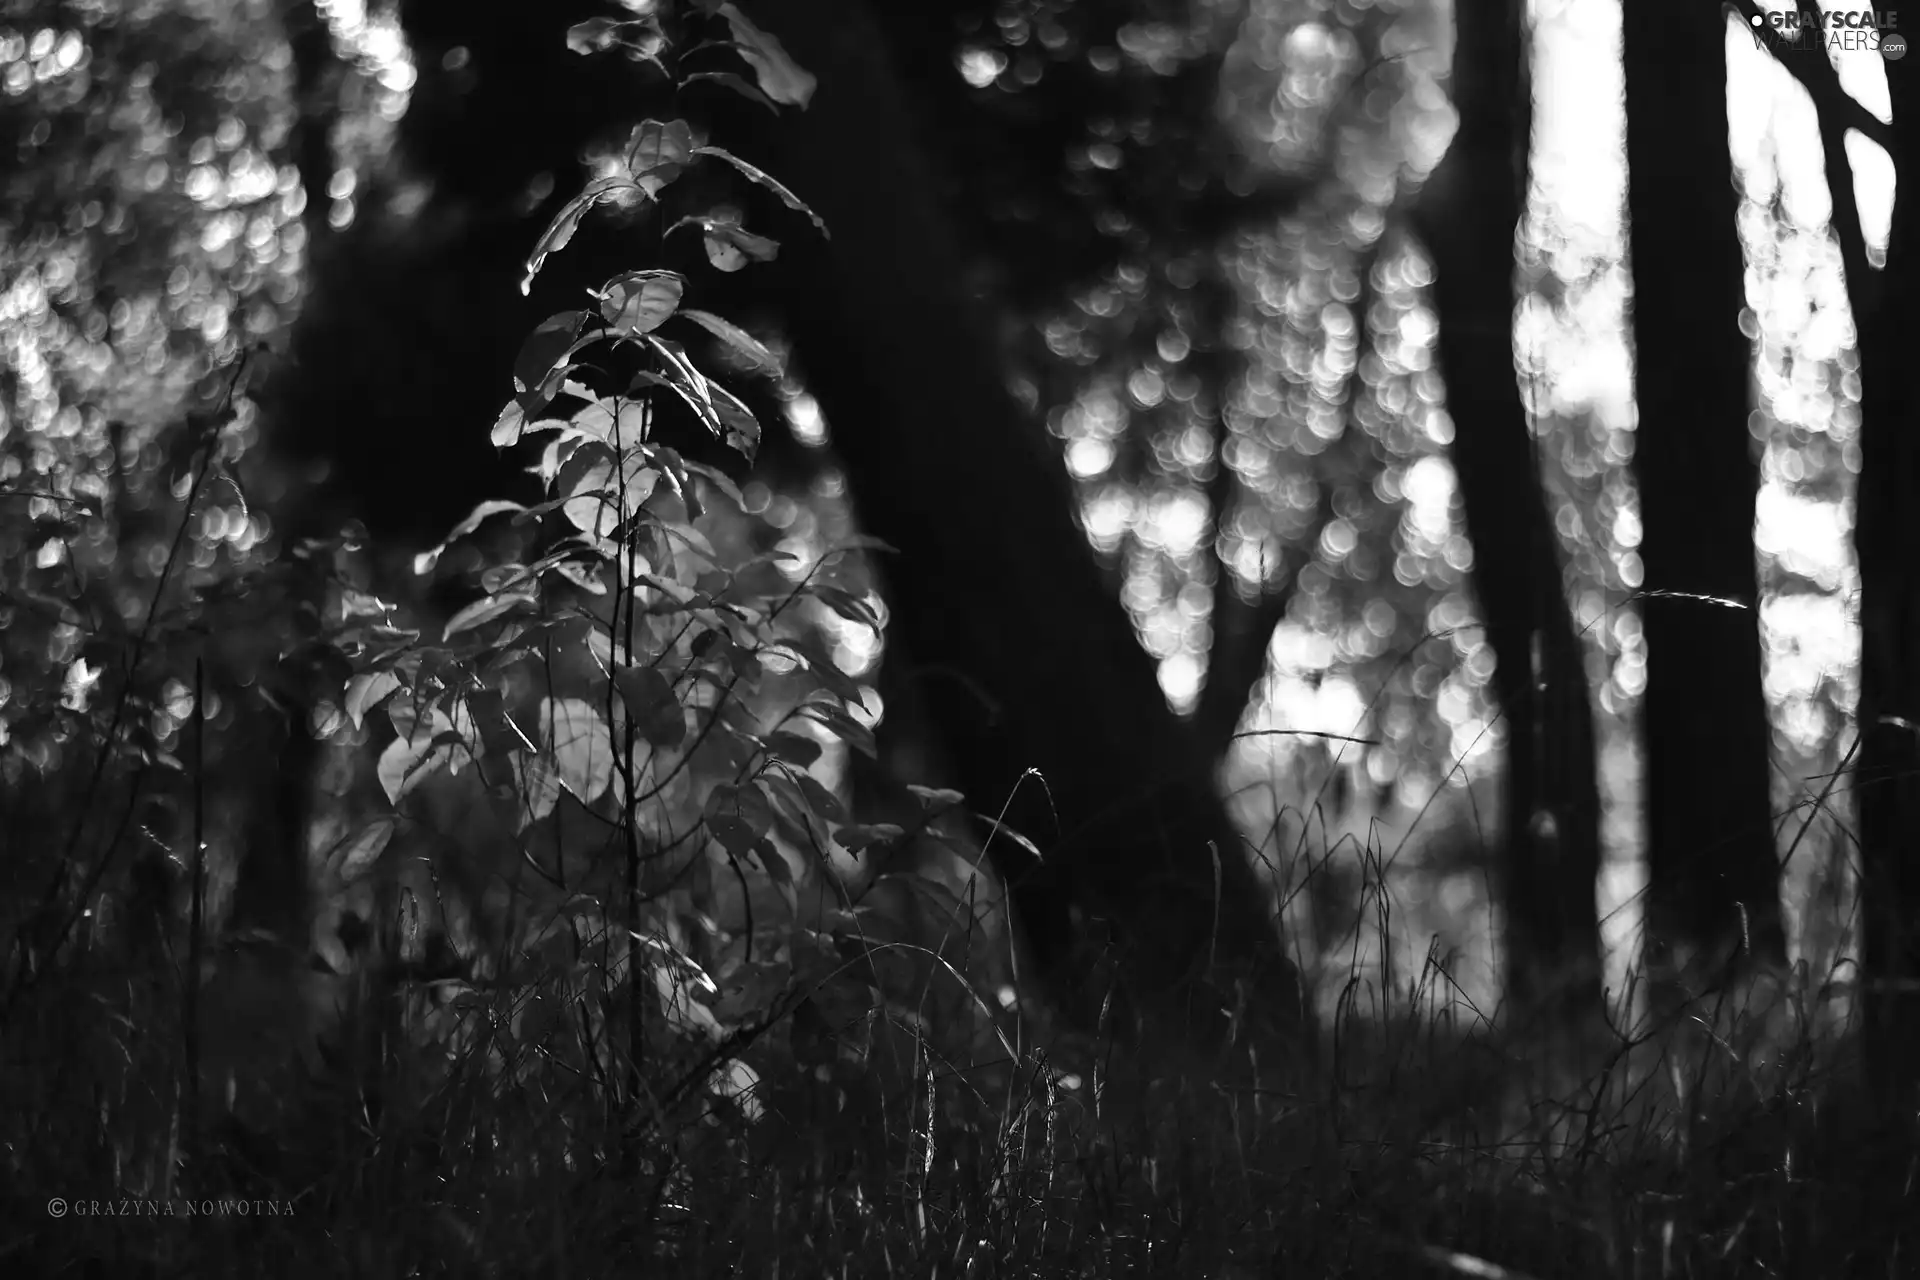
[3,790,1908,1280]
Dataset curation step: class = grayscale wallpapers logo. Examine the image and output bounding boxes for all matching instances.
[1747,8,1905,60]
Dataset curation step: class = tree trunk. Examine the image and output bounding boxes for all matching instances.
[1748,0,1920,1115]
[1412,0,1603,1017]
[1851,60,1920,1114]
[1192,257,1323,765]
[752,0,1304,1045]
[1620,0,1784,994]
[284,0,338,251]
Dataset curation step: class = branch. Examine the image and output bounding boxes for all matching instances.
[1193,229,1387,759]
[1729,0,1895,153]
[1734,3,1879,322]
[287,0,342,246]
[1194,497,1327,758]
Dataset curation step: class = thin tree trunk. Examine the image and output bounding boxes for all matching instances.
[1746,0,1920,1113]
[1850,59,1920,1115]
[1193,257,1322,763]
[284,0,338,250]
[1413,0,1602,1016]
[1621,0,1784,996]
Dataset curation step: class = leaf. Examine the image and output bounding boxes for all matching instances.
[548,557,609,596]
[705,782,776,858]
[377,711,460,806]
[338,588,391,620]
[751,837,795,892]
[712,960,794,1025]
[587,624,641,669]
[905,784,966,810]
[764,731,821,768]
[629,366,740,459]
[510,750,562,826]
[682,459,748,510]
[710,1059,764,1121]
[466,689,535,758]
[976,815,1046,866]
[566,17,622,53]
[627,119,695,197]
[645,337,716,422]
[715,3,817,106]
[797,700,877,757]
[322,818,397,887]
[414,500,528,575]
[445,499,528,544]
[690,627,731,662]
[643,444,696,517]
[542,697,614,804]
[599,271,685,336]
[345,671,403,730]
[490,400,528,448]
[311,703,348,740]
[691,146,828,236]
[570,397,652,447]
[514,311,592,398]
[558,443,656,537]
[567,16,666,59]
[677,309,781,376]
[658,519,718,564]
[870,871,976,937]
[762,772,832,853]
[835,823,905,854]
[811,585,878,629]
[615,665,686,747]
[705,814,755,859]
[479,563,536,595]
[559,447,618,536]
[689,221,780,273]
[521,180,638,295]
[647,948,725,1041]
[704,235,747,273]
[774,633,866,707]
[444,591,535,639]
[708,384,762,461]
[681,69,777,113]
[796,773,847,824]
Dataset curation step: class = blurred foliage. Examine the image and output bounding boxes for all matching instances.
[0,0,1873,1009]
[931,0,1498,836]
[0,0,304,774]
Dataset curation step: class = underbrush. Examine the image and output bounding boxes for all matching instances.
[3,925,1911,1280]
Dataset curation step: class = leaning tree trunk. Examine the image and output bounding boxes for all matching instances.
[1411,0,1603,1018]
[752,0,1304,1045]
[1621,0,1784,996]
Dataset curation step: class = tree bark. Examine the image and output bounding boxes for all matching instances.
[1621,0,1784,994]
[1848,53,1920,1115]
[1742,0,1920,1113]
[283,0,338,251]
[750,0,1304,1045]
[1411,0,1603,1017]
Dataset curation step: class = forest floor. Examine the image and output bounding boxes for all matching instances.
[3,941,1911,1280]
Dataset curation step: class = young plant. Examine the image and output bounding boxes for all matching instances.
[312,0,1009,1160]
